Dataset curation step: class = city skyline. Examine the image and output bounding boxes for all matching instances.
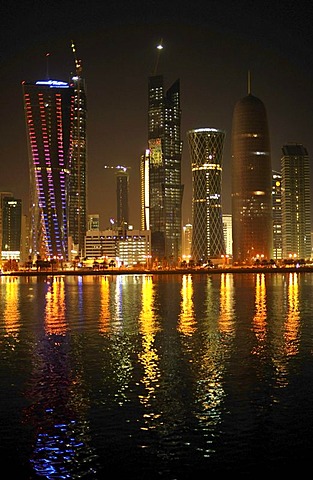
[1,2,313,230]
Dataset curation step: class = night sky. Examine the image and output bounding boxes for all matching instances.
[1,1,313,229]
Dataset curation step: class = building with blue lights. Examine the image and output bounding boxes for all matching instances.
[22,79,75,261]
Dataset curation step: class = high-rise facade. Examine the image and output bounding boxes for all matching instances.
[187,128,226,262]
[281,144,312,260]
[272,170,282,260]
[145,75,183,262]
[115,166,129,229]
[231,91,273,264]
[68,55,88,258]
[2,196,22,260]
[22,79,75,261]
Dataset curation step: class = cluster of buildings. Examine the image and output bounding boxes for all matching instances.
[1,52,312,270]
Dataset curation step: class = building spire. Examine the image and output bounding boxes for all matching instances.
[247,70,251,95]
[153,39,163,75]
[46,52,50,80]
[71,40,82,76]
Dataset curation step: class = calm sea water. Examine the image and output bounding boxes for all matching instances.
[1,272,313,478]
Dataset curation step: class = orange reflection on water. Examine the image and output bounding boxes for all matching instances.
[252,274,267,351]
[44,277,67,335]
[218,273,235,334]
[284,272,300,356]
[99,276,110,334]
[138,275,160,411]
[3,277,20,340]
[178,274,196,336]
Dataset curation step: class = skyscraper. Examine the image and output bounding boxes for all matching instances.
[2,196,22,260]
[104,165,130,230]
[22,79,75,261]
[231,83,273,264]
[116,166,130,230]
[145,75,183,262]
[187,128,226,262]
[281,144,312,260]
[272,170,282,260]
[68,45,88,258]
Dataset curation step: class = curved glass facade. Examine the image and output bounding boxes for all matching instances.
[187,128,226,262]
[231,94,273,263]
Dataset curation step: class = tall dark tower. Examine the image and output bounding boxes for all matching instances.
[147,75,183,263]
[116,166,129,230]
[68,42,87,258]
[281,144,312,259]
[231,74,273,264]
[22,79,75,261]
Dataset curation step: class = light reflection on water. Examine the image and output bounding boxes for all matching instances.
[0,272,313,478]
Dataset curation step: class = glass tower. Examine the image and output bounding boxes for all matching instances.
[281,144,312,260]
[22,79,75,261]
[68,54,87,258]
[187,128,226,263]
[147,75,183,262]
[116,167,129,230]
[231,92,273,264]
[2,196,22,259]
[272,170,283,260]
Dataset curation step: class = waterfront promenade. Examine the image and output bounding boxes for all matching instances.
[2,265,313,277]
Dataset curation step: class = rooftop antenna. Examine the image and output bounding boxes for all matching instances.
[46,52,50,79]
[247,70,251,95]
[153,38,163,75]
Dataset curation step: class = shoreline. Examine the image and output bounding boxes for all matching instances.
[2,266,313,277]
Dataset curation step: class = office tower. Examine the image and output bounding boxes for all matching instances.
[281,144,312,259]
[22,79,75,261]
[187,128,226,262]
[88,214,100,231]
[68,46,88,257]
[272,171,283,260]
[146,75,183,262]
[116,167,129,229]
[182,223,192,260]
[104,165,130,229]
[2,196,22,260]
[222,214,233,258]
[231,84,273,264]
[140,149,150,231]
[0,191,13,255]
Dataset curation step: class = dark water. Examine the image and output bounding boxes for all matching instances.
[1,272,313,478]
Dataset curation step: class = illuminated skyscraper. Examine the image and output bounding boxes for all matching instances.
[22,79,75,260]
[272,170,282,260]
[68,45,88,258]
[187,128,226,262]
[146,75,183,262]
[281,144,312,259]
[231,82,273,263]
[2,196,22,260]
